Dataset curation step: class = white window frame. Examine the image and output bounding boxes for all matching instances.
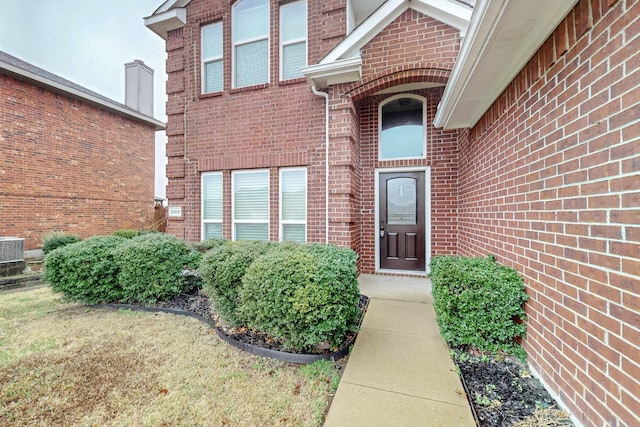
[201,22,223,94]
[279,0,307,81]
[378,94,427,161]
[232,0,270,89]
[279,167,307,242]
[201,171,223,240]
[232,169,270,241]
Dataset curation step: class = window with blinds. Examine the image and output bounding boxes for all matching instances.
[280,1,307,80]
[202,172,223,239]
[233,170,269,241]
[202,22,223,93]
[280,168,306,243]
[232,0,269,88]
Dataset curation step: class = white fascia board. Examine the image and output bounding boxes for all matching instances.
[144,8,187,40]
[321,0,408,64]
[434,0,577,129]
[411,0,472,37]
[0,60,165,130]
[323,0,471,64]
[302,57,362,88]
[152,0,192,15]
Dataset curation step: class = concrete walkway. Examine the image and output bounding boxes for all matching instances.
[324,275,476,427]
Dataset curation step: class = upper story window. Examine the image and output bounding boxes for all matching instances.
[232,0,270,88]
[280,0,307,80]
[379,95,426,160]
[202,22,223,93]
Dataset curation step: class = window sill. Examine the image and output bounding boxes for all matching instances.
[278,77,306,86]
[199,91,224,100]
[230,83,270,94]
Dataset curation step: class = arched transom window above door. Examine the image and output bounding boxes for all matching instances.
[379,95,426,160]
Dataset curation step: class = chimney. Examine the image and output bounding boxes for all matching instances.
[124,60,154,117]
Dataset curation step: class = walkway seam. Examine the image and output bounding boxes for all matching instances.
[338,380,470,408]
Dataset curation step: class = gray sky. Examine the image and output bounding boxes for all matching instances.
[0,0,168,198]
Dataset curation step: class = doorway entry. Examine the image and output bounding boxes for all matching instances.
[377,170,428,272]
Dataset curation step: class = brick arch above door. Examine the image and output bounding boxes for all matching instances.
[343,66,451,104]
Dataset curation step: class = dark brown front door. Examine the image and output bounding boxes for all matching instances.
[379,172,426,271]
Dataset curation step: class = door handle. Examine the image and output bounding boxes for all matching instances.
[379,225,385,238]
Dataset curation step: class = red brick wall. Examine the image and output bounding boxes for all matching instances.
[458,0,639,425]
[164,0,330,243]
[0,74,156,250]
[164,2,463,269]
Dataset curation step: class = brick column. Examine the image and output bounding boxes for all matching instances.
[327,88,361,252]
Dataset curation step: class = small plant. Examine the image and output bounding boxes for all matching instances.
[113,234,201,303]
[430,255,528,358]
[42,232,82,254]
[44,236,126,303]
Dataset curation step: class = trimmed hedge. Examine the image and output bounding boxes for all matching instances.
[113,233,201,303]
[192,238,227,253]
[198,240,272,325]
[240,243,360,352]
[42,232,82,254]
[44,236,126,303]
[430,255,528,358]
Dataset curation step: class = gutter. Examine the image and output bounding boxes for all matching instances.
[311,86,330,245]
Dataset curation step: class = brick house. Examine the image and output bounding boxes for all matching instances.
[0,52,165,250]
[145,0,639,425]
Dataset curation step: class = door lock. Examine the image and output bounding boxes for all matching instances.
[379,225,385,238]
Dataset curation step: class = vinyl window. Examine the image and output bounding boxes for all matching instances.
[280,1,307,80]
[202,172,223,239]
[279,168,306,242]
[232,0,269,88]
[232,170,269,240]
[202,22,223,93]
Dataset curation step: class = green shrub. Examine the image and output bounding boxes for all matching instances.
[44,236,126,303]
[112,229,140,239]
[192,238,227,253]
[42,232,82,254]
[113,234,201,303]
[240,244,360,352]
[430,255,528,358]
[198,240,272,325]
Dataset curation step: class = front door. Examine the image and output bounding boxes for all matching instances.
[379,171,426,271]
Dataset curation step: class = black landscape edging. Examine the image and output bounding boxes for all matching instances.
[90,303,351,364]
[458,368,481,427]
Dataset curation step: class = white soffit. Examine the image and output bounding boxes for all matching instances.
[145,7,187,39]
[434,0,579,129]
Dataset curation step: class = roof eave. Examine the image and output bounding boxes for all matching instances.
[302,57,363,89]
[0,61,165,131]
[322,0,471,64]
[434,0,579,130]
[144,8,187,40]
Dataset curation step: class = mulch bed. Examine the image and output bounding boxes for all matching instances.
[153,288,368,356]
[454,349,573,426]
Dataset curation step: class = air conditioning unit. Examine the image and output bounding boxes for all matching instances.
[0,237,25,264]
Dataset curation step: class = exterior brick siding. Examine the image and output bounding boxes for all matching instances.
[1,74,156,250]
[458,1,639,425]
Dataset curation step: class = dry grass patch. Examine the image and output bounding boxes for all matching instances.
[0,287,336,426]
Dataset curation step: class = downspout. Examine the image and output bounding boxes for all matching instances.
[311,85,330,245]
